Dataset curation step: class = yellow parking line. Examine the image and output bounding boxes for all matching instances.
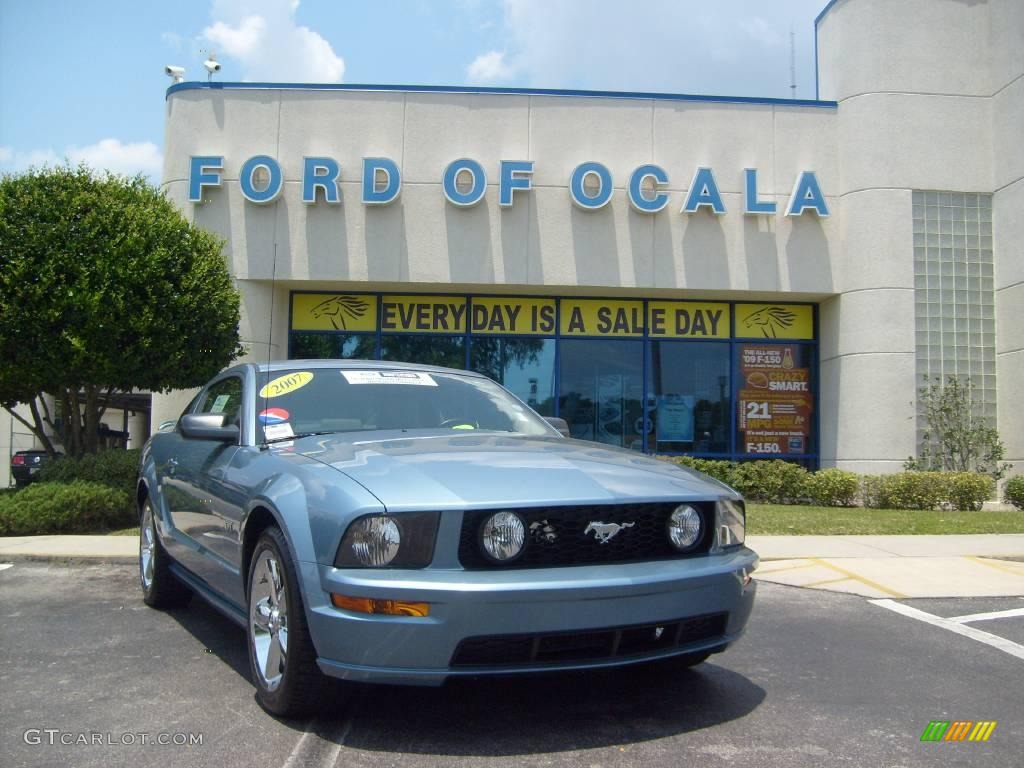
[810,558,907,598]
[758,561,819,574]
[966,556,1024,578]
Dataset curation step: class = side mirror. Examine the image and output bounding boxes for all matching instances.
[179,413,239,442]
[544,416,570,438]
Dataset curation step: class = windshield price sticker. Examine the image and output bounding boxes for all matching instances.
[263,422,295,441]
[342,371,438,387]
[259,372,314,398]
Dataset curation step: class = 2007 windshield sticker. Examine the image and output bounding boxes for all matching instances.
[259,372,313,398]
[342,371,437,387]
[258,408,290,425]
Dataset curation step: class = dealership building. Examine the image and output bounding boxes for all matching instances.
[6,0,1014,486]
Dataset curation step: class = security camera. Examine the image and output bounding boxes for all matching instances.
[165,65,185,84]
[203,55,221,80]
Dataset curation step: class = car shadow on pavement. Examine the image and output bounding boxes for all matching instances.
[333,662,766,755]
[164,595,250,680]
[168,594,765,755]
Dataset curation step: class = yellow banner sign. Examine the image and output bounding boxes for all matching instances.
[735,303,814,340]
[380,295,468,333]
[647,301,730,338]
[470,297,557,335]
[560,299,645,337]
[291,293,378,332]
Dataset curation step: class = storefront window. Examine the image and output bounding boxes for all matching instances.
[559,339,644,449]
[470,338,556,415]
[649,341,730,454]
[290,333,376,359]
[735,343,815,456]
[380,335,465,369]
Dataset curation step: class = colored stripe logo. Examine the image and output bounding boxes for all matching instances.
[921,720,996,742]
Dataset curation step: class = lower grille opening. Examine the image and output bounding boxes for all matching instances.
[451,612,727,668]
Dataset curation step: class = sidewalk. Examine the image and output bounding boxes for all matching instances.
[748,534,1024,598]
[2,534,1024,599]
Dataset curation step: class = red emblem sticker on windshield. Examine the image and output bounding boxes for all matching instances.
[259,408,290,425]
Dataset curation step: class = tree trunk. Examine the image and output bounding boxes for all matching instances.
[84,385,99,455]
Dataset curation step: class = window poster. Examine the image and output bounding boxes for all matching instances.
[737,344,813,455]
[656,394,696,443]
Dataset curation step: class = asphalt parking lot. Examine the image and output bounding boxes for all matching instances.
[1,561,1021,768]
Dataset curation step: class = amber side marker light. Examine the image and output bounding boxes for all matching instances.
[331,594,430,617]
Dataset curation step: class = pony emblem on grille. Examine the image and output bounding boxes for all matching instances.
[584,521,636,544]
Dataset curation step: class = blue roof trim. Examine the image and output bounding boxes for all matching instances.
[165,81,838,109]
[814,0,844,26]
[812,0,844,101]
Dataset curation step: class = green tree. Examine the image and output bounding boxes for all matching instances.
[906,374,1011,479]
[0,164,243,457]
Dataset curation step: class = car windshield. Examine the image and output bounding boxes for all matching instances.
[254,367,554,442]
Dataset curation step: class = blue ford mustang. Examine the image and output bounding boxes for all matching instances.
[138,360,757,716]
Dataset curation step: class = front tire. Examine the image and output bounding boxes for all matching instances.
[247,527,328,717]
[140,498,191,609]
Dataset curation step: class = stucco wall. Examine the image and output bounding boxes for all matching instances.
[815,0,1018,474]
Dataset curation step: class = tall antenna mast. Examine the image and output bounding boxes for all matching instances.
[789,27,797,99]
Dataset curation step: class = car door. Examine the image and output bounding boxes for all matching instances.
[169,374,246,592]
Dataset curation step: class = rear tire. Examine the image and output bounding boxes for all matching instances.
[247,527,329,717]
[140,498,191,609]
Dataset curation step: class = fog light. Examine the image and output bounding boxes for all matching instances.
[331,594,430,617]
[667,504,702,551]
[480,511,525,562]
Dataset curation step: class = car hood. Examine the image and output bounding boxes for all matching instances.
[293,432,732,511]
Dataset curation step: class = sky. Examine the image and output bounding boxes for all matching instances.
[0,0,829,183]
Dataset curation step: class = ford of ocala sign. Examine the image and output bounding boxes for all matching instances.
[188,155,829,217]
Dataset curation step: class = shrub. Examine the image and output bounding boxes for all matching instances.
[731,460,809,503]
[943,472,994,511]
[35,449,140,498]
[668,456,738,488]
[0,481,134,535]
[863,472,947,510]
[803,468,860,507]
[1003,476,1024,509]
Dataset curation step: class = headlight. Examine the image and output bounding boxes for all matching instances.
[479,511,525,562]
[714,499,745,550]
[667,504,703,551]
[335,512,439,568]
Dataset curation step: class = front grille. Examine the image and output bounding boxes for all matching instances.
[458,502,714,569]
[451,612,728,667]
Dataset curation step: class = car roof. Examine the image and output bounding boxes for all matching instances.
[234,359,488,378]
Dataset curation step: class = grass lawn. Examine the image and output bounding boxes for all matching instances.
[108,526,139,536]
[748,503,1024,535]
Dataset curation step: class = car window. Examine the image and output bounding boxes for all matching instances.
[198,377,244,426]
[254,368,553,441]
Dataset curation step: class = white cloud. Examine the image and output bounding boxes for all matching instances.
[467,50,516,84]
[202,0,344,83]
[68,139,163,178]
[0,140,162,180]
[0,146,60,171]
[466,0,823,99]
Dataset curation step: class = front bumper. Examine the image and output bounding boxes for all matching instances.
[301,547,758,686]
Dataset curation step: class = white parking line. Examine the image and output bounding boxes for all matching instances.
[947,606,1024,624]
[870,599,1024,662]
[0,564,13,571]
